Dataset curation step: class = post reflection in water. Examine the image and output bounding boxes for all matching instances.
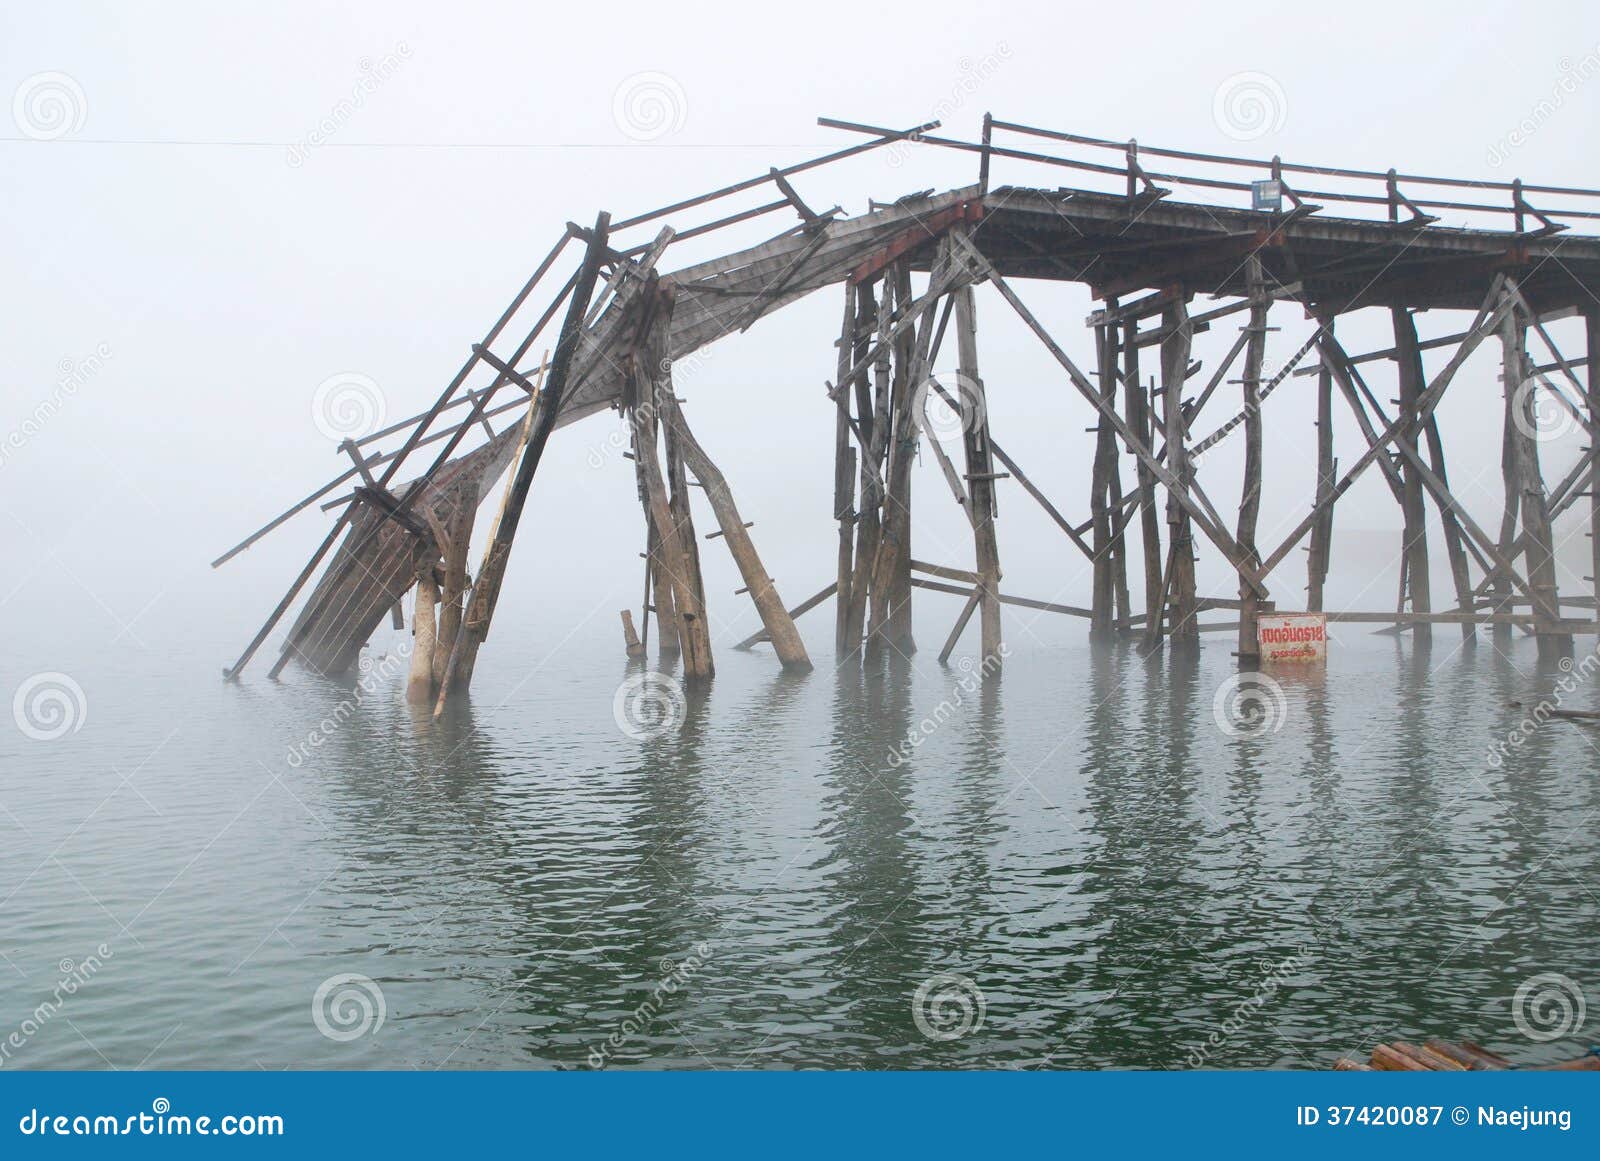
[4,634,1598,1070]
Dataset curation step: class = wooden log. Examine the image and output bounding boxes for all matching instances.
[1589,309,1600,622]
[406,574,438,705]
[938,587,983,662]
[1457,1040,1512,1069]
[1236,263,1268,660]
[1090,310,1119,641]
[910,576,1091,617]
[651,294,714,680]
[1502,286,1573,660]
[1124,325,1164,631]
[734,582,838,650]
[1307,355,1335,611]
[1393,307,1433,645]
[432,500,473,688]
[1332,1057,1372,1071]
[1422,410,1478,644]
[1162,296,1200,649]
[866,261,922,657]
[1370,1043,1429,1071]
[833,282,858,657]
[620,609,646,658]
[954,265,1003,664]
[844,276,895,658]
[661,392,812,671]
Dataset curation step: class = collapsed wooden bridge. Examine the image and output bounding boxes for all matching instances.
[215,115,1600,704]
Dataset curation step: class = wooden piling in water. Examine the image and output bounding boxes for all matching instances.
[1161,296,1198,651]
[1393,307,1433,646]
[954,271,1002,665]
[1235,261,1268,661]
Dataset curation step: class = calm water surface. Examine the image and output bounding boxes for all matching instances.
[2,631,1597,1070]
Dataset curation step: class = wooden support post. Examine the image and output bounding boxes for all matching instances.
[1494,342,1522,647]
[1307,356,1335,612]
[1123,325,1163,633]
[661,393,813,671]
[1502,288,1573,660]
[833,282,858,657]
[1090,309,1120,642]
[1161,296,1199,650]
[650,552,683,656]
[432,501,473,688]
[1421,409,1478,645]
[651,295,715,679]
[954,270,1002,663]
[432,213,611,712]
[844,278,894,658]
[406,568,438,705]
[1236,264,1268,661]
[1589,309,1600,623]
[620,609,646,657]
[1392,307,1433,645]
[866,262,921,657]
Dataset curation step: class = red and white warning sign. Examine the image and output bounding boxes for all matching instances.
[1257,612,1328,664]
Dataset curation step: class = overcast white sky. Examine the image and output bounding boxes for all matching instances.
[4,1,1599,670]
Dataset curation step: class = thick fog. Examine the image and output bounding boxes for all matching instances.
[4,1,1598,673]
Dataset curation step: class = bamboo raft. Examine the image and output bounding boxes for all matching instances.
[213,113,1600,705]
[1335,1039,1600,1071]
